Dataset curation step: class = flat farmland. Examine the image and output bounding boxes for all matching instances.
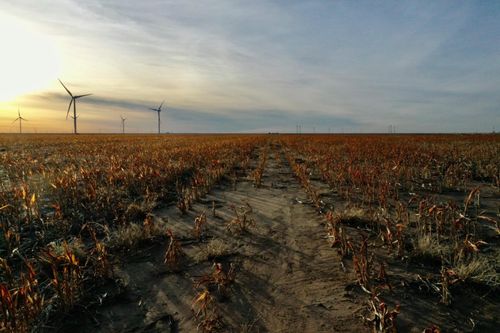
[0,134,498,332]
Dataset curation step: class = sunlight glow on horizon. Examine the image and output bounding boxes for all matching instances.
[0,13,61,102]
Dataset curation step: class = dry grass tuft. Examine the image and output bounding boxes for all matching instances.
[124,203,149,221]
[340,207,369,220]
[110,223,143,249]
[109,217,168,249]
[194,239,234,263]
[454,257,499,288]
[49,238,86,260]
[413,234,451,260]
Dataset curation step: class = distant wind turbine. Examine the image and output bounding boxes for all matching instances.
[13,107,27,134]
[58,79,92,134]
[149,100,165,134]
[120,115,127,134]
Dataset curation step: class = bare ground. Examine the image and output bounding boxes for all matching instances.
[56,143,368,332]
[55,143,499,333]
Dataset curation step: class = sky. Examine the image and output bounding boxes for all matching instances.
[0,0,499,133]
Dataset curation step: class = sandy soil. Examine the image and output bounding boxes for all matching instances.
[53,142,499,333]
[54,143,368,332]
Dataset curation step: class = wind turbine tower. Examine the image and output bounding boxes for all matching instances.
[58,79,92,134]
[13,107,28,134]
[149,101,165,134]
[120,115,127,134]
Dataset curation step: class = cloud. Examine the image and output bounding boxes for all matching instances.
[21,91,359,132]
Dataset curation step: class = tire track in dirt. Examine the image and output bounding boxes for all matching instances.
[227,143,364,332]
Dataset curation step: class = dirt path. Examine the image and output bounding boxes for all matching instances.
[71,142,365,332]
[224,144,364,332]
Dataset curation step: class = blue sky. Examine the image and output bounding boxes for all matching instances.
[0,0,499,133]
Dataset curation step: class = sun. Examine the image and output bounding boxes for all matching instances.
[0,14,60,102]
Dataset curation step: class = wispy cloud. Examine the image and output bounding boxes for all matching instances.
[22,91,358,133]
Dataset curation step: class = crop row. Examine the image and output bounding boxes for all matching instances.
[282,134,499,331]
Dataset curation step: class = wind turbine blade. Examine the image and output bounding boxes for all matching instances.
[12,118,19,124]
[66,99,73,119]
[74,93,92,99]
[159,100,165,110]
[20,117,28,121]
[149,108,158,111]
[58,79,73,97]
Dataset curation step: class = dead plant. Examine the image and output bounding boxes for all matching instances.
[89,231,112,278]
[41,243,81,312]
[326,211,341,247]
[422,325,441,333]
[353,236,372,293]
[192,289,222,332]
[195,262,236,296]
[0,260,43,333]
[440,266,460,305]
[376,262,392,291]
[164,229,184,270]
[364,293,400,333]
[226,203,255,233]
[193,212,208,241]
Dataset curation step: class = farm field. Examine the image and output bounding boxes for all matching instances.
[0,134,499,332]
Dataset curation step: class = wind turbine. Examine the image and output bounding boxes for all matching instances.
[58,79,92,134]
[120,115,127,134]
[149,100,165,134]
[13,107,27,134]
